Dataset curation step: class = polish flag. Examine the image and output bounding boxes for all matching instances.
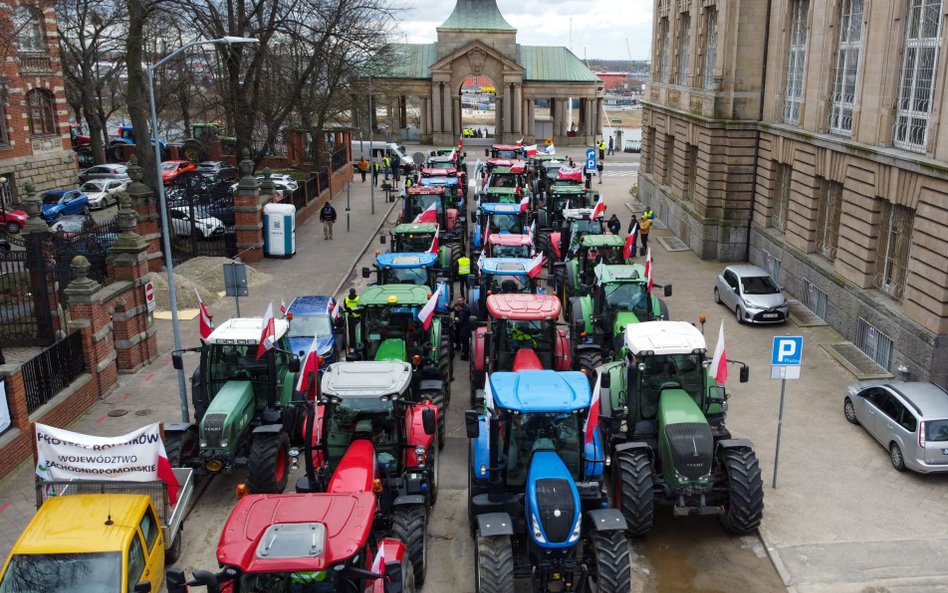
[528,220,536,242]
[413,202,438,224]
[623,221,639,260]
[256,303,276,359]
[583,371,602,445]
[428,227,439,254]
[590,195,606,220]
[710,321,728,384]
[558,167,583,182]
[644,248,653,294]
[523,144,538,156]
[156,438,181,505]
[327,298,340,321]
[280,299,287,316]
[519,190,530,213]
[458,137,463,152]
[449,147,457,162]
[527,252,545,278]
[417,285,442,330]
[516,136,524,146]
[483,220,491,247]
[296,334,320,397]
[196,289,213,340]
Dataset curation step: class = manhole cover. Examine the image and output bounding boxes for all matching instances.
[656,236,690,252]
[135,409,153,417]
[822,343,894,380]
[107,409,128,417]
[788,299,827,327]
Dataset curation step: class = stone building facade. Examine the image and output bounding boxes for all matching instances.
[640,0,948,386]
[0,0,77,205]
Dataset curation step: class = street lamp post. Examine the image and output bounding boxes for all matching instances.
[146,36,258,423]
[368,74,374,216]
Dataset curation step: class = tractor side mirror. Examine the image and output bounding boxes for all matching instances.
[463,152,468,158]
[740,365,750,383]
[165,569,188,593]
[465,410,480,438]
[171,353,184,370]
[384,561,402,593]
[190,571,221,593]
[379,235,387,245]
[664,284,673,297]
[362,266,371,278]
[471,212,479,224]
[288,356,301,373]
[134,582,152,593]
[422,408,436,436]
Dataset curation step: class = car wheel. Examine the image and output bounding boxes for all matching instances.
[713,287,721,305]
[5,222,20,234]
[735,306,744,324]
[889,443,906,472]
[843,398,859,425]
[82,205,90,215]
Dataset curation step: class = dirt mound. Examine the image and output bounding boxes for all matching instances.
[149,257,272,311]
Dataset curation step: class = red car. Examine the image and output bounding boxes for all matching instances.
[160,160,197,184]
[0,209,28,234]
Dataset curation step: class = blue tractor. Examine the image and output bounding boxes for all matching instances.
[363,252,453,312]
[465,370,632,593]
[471,202,531,255]
[469,257,546,319]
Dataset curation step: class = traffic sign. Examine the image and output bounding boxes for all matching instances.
[771,336,803,365]
[585,148,596,160]
[585,158,597,173]
[143,281,156,313]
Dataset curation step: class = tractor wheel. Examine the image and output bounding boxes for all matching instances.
[470,368,485,409]
[474,532,514,593]
[428,444,439,506]
[438,329,453,399]
[448,242,462,269]
[401,555,417,593]
[165,525,183,564]
[553,266,566,302]
[613,449,655,536]
[247,431,290,494]
[422,388,446,450]
[392,505,428,586]
[538,230,551,261]
[588,529,632,593]
[570,298,585,330]
[718,447,765,534]
[843,398,859,424]
[163,430,197,467]
[576,349,603,382]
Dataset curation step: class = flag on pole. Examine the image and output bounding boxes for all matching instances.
[477,246,486,270]
[256,303,276,359]
[527,252,545,278]
[448,147,457,162]
[327,298,340,321]
[296,334,320,396]
[528,220,536,242]
[519,190,530,213]
[196,289,213,340]
[428,227,439,254]
[644,248,653,294]
[413,202,438,224]
[483,219,491,247]
[280,299,287,316]
[458,137,463,151]
[417,285,442,330]
[623,221,639,260]
[544,143,556,155]
[523,144,538,156]
[710,321,728,384]
[590,195,606,220]
[516,135,524,146]
[483,374,494,410]
[583,371,602,445]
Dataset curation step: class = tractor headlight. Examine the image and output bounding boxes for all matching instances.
[568,518,582,543]
[414,446,427,463]
[220,439,229,448]
[531,514,546,543]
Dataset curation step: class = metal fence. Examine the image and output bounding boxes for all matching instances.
[21,330,86,414]
[45,216,120,299]
[0,234,56,347]
[331,147,348,172]
[165,172,237,265]
[855,317,893,371]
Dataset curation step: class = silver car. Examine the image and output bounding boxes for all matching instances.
[714,264,789,324]
[844,381,948,473]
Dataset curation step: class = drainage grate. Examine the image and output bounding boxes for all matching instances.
[821,343,894,380]
[656,237,691,252]
[135,409,153,417]
[788,299,827,327]
[107,409,129,417]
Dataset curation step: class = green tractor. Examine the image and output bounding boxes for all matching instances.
[558,234,629,314]
[389,222,456,270]
[165,318,301,493]
[598,321,763,536]
[346,284,451,447]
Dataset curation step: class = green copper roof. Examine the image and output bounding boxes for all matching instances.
[519,46,601,83]
[374,43,437,79]
[439,0,514,31]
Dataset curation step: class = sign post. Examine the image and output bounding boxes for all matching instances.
[771,336,803,488]
[223,261,249,317]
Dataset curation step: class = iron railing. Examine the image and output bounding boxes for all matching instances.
[22,330,86,414]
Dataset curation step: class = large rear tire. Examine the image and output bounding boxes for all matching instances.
[589,529,632,593]
[163,430,197,467]
[718,447,764,534]
[614,449,655,536]
[474,532,514,593]
[165,525,183,564]
[421,389,446,450]
[247,431,290,494]
[392,505,428,586]
[576,349,603,382]
[448,241,462,270]
[438,328,453,398]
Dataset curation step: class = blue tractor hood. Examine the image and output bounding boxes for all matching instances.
[376,252,438,269]
[481,202,521,215]
[526,450,581,548]
[489,371,591,413]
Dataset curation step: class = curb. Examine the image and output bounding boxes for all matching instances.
[331,195,400,299]
[757,524,794,591]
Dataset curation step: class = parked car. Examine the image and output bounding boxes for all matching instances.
[160,160,197,185]
[41,189,90,222]
[286,295,341,365]
[76,164,130,184]
[0,209,28,234]
[714,264,789,324]
[196,160,237,181]
[80,179,128,210]
[169,206,224,238]
[50,214,93,238]
[844,381,948,473]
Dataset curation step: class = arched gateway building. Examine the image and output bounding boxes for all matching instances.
[367,0,605,146]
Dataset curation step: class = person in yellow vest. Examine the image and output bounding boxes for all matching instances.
[383,155,391,180]
[598,139,606,160]
[455,255,471,299]
[344,288,360,349]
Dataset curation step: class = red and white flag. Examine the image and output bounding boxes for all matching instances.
[583,371,602,445]
[327,298,340,321]
[477,245,486,270]
[523,144,538,156]
[644,248,653,294]
[590,195,606,220]
[448,147,457,162]
[528,220,536,242]
[428,227,440,254]
[519,190,530,213]
[413,202,438,224]
[558,167,583,182]
[516,135,524,146]
[458,137,463,152]
[527,252,545,278]
[296,334,320,396]
[417,285,442,330]
[710,321,728,384]
[256,303,276,359]
[196,290,213,340]
[483,219,491,247]
[623,221,639,260]
[280,299,287,316]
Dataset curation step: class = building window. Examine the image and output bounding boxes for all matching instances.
[677,12,691,86]
[894,0,943,152]
[816,178,843,260]
[803,279,828,320]
[830,0,864,136]
[856,318,894,370]
[684,144,698,201]
[14,5,46,54]
[658,17,671,83]
[783,0,810,125]
[26,89,56,136]
[662,133,674,185]
[772,163,791,231]
[702,7,719,90]
[875,201,913,301]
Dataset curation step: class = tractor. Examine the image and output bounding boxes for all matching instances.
[469,294,571,406]
[485,143,526,160]
[418,175,466,208]
[598,321,763,536]
[389,222,456,270]
[165,491,417,593]
[485,232,534,259]
[363,252,452,313]
[547,208,605,273]
[465,370,632,593]
[401,185,466,260]
[470,202,531,255]
[165,318,301,493]
[469,257,547,320]
[346,284,451,446]
[557,234,631,314]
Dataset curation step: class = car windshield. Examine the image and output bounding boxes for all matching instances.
[387,267,428,285]
[288,314,333,339]
[492,244,531,258]
[489,214,521,234]
[197,163,218,171]
[0,552,122,593]
[926,420,948,442]
[395,233,434,252]
[635,354,706,417]
[41,193,62,205]
[741,275,780,295]
[604,282,650,315]
[505,411,581,486]
[79,182,104,192]
[161,162,178,171]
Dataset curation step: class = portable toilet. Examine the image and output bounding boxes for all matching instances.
[263,202,296,257]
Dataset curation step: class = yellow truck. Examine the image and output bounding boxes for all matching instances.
[0,469,193,593]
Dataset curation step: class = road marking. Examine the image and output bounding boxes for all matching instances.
[0,503,9,514]
[603,171,639,177]
[122,393,130,400]
[145,373,154,381]
[95,415,107,423]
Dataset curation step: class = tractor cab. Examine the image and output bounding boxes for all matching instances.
[402,186,455,227]
[418,175,465,204]
[482,186,520,205]
[569,234,629,291]
[470,258,545,319]
[364,252,451,312]
[546,208,606,270]
[392,222,439,253]
[486,233,534,259]
[537,184,596,238]
[486,144,525,160]
[471,203,530,252]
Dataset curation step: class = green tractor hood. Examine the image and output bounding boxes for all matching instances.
[375,338,407,362]
[658,389,714,486]
[200,380,256,451]
[613,311,641,336]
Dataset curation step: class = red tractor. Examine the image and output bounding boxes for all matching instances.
[165,491,417,592]
[469,294,572,405]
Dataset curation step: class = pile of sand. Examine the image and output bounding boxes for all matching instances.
[149,256,272,312]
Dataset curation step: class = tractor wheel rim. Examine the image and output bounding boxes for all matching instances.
[275,444,287,482]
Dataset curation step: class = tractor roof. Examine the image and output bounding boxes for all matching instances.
[487,293,560,320]
[487,158,525,168]
[486,187,518,195]
[492,144,522,151]
[376,252,438,268]
[217,492,376,573]
[550,184,587,195]
[581,234,626,248]
[562,208,596,220]
[597,264,646,283]
[427,155,455,164]
[493,163,526,174]
[480,258,535,275]
[287,295,334,316]
[624,321,707,356]
[207,318,289,345]
[489,370,592,412]
[359,284,432,306]
[420,176,458,187]
[481,202,522,214]
[421,167,457,176]
[406,185,445,196]
[321,361,412,397]
[394,222,438,234]
[488,233,533,246]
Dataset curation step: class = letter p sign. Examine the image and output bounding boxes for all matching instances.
[771,336,803,366]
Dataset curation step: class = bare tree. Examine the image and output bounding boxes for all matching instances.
[125,0,157,188]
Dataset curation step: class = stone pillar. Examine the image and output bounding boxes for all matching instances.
[513,85,522,136]
[527,100,536,140]
[286,129,306,165]
[443,85,453,136]
[596,98,604,134]
[420,97,429,137]
[495,97,504,141]
[64,256,118,398]
[124,156,163,272]
[259,167,276,204]
[452,96,461,138]
[234,150,264,262]
[432,84,443,133]
[19,181,48,235]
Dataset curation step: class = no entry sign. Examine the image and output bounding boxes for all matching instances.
[144,280,156,312]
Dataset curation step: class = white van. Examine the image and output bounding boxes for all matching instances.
[351,140,414,174]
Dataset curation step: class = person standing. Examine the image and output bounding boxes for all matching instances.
[598,138,606,160]
[607,214,621,235]
[608,136,615,155]
[372,159,380,186]
[638,211,652,254]
[455,254,471,299]
[452,296,472,361]
[383,155,391,180]
[319,199,337,240]
[344,288,360,349]
[357,157,369,182]
[597,160,604,184]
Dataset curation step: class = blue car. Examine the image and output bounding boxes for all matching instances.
[286,295,340,367]
[41,189,90,222]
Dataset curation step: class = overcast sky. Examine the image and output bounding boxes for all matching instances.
[392,1,654,62]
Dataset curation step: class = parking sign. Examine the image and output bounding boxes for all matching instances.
[585,158,597,173]
[771,336,803,365]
